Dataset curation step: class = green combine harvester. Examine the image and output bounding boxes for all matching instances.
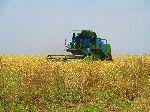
[47,30,112,61]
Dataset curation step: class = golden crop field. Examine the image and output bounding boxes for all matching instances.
[0,55,150,111]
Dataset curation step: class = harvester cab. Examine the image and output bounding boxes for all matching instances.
[47,30,112,61]
[66,30,112,61]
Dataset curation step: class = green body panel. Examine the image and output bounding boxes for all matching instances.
[90,45,100,49]
[104,44,111,54]
[69,42,76,49]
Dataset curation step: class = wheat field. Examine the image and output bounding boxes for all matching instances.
[0,55,150,112]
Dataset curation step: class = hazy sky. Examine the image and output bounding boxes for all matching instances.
[0,0,150,55]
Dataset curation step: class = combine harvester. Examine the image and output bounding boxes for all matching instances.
[47,30,112,61]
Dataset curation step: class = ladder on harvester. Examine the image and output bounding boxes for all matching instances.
[104,53,112,60]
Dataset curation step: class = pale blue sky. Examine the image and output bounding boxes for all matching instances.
[0,0,150,55]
